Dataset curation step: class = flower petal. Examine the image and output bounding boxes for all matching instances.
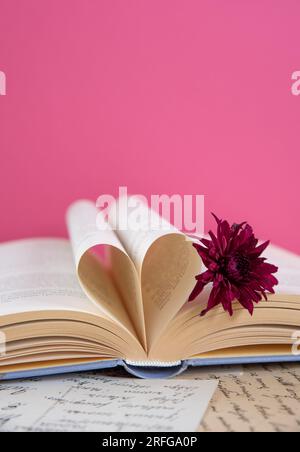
[248,240,270,258]
[188,270,214,301]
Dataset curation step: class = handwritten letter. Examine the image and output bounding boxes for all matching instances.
[0,373,217,432]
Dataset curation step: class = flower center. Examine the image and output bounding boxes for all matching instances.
[224,253,251,282]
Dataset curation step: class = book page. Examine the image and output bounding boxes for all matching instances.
[147,243,300,361]
[66,200,146,347]
[108,196,200,350]
[0,238,102,317]
[0,238,148,365]
[0,372,218,432]
[264,243,300,295]
[108,195,181,272]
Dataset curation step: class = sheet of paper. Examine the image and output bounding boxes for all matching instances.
[184,363,300,433]
[0,373,218,432]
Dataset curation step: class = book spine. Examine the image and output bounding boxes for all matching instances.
[124,360,182,367]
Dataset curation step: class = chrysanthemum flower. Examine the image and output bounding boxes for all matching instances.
[189,214,278,316]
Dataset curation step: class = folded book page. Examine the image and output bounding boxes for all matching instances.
[108,196,200,351]
[66,200,146,347]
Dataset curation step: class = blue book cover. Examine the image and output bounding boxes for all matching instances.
[2,355,300,381]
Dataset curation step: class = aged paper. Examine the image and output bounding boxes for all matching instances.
[1,363,299,432]
[0,373,217,432]
[180,363,300,432]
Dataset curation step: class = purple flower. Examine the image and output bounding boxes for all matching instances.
[189,214,278,316]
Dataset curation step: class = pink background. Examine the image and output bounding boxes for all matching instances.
[0,0,299,253]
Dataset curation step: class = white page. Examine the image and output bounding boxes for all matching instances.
[264,244,300,295]
[264,243,300,270]
[66,199,126,267]
[0,373,218,432]
[0,238,101,317]
[108,195,185,273]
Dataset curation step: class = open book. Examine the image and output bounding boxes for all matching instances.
[0,198,300,380]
